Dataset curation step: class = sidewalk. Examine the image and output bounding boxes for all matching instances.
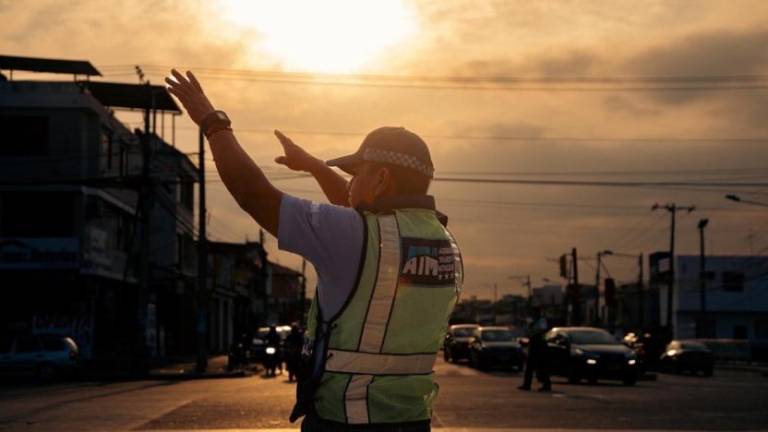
[148,355,255,380]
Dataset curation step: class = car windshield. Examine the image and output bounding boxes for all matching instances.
[569,330,617,345]
[681,342,708,351]
[452,327,475,337]
[481,330,515,342]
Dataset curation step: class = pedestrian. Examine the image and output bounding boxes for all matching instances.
[519,307,552,392]
[285,325,303,382]
[165,70,464,432]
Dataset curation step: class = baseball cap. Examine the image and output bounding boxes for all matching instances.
[326,126,434,178]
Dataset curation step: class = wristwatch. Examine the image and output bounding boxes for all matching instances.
[200,110,232,138]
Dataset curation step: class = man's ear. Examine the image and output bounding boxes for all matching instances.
[374,166,392,197]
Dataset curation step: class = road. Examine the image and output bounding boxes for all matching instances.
[0,357,766,431]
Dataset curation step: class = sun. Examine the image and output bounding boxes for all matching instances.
[220,0,418,74]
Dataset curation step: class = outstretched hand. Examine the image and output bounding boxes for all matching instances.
[165,69,215,126]
[274,130,320,172]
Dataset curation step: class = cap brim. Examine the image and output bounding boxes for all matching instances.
[326,153,363,176]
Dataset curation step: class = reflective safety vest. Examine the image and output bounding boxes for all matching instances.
[297,207,463,425]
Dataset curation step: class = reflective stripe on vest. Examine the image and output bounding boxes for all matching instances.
[357,214,401,353]
[345,375,374,424]
[345,214,402,423]
[327,349,436,375]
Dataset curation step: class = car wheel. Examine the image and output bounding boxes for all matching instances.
[623,375,637,386]
[568,372,580,384]
[587,376,598,385]
[444,349,450,362]
[468,352,477,368]
[702,367,714,377]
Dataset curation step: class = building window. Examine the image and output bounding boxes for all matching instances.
[179,180,194,210]
[695,318,717,338]
[755,319,768,340]
[0,114,49,156]
[100,129,113,171]
[733,325,748,340]
[0,192,75,237]
[722,271,745,292]
[176,233,183,268]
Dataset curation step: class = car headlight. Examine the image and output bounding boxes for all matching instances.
[586,358,598,365]
[627,359,637,366]
[666,349,677,357]
[266,347,276,355]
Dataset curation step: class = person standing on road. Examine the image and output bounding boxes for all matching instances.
[165,69,463,432]
[519,307,551,392]
[285,325,303,383]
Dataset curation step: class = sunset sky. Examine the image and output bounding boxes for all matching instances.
[2,0,766,299]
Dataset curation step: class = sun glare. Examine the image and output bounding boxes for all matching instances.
[221,0,418,73]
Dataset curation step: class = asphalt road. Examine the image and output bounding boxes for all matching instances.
[0,357,766,431]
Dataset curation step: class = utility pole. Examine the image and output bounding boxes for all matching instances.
[595,250,613,326]
[135,94,153,375]
[638,253,644,329]
[698,218,709,336]
[652,203,695,338]
[300,258,307,327]
[572,248,581,326]
[195,126,208,373]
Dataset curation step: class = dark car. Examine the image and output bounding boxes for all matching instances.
[546,327,639,386]
[468,326,526,371]
[659,340,714,376]
[0,334,79,380]
[443,324,479,362]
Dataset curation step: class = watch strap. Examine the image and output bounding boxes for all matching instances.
[200,110,231,136]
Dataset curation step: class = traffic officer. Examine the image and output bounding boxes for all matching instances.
[519,307,551,391]
[165,70,463,432]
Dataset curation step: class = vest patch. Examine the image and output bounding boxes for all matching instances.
[399,237,456,286]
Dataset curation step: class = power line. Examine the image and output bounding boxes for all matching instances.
[168,124,768,145]
[99,64,768,92]
[100,64,768,84]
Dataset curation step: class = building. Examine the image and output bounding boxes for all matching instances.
[0,56,197,364]
[264,261,305,325]
[673,255,768,341]
[531,284,565,325]
[207,240,268,352]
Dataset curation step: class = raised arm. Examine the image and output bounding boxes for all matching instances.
[274,130,350,207]
[165,69,282,235]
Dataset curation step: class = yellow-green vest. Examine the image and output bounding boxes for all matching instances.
[302,208,462,425]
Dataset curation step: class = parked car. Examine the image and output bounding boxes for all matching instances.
[468,326,526,371]
[443,324,479,362]
[659,340,714,376]
[546,327,638,385]
[0,334,79,380]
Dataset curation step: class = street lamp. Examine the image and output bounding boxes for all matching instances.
[725,194,768,208]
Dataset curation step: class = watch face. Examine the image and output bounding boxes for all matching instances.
[216,112,226,120]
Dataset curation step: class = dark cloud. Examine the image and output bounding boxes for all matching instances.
[452,49,597,79]
[623,28,768,105]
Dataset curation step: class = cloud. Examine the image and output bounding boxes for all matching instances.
[622,28,768,106]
